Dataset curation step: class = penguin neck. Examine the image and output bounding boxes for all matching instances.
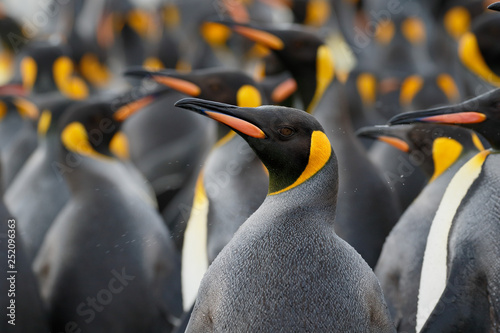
[60,154,121,195]
[296,46,335,114]
[266,153,338,220]
[267,133,338,217]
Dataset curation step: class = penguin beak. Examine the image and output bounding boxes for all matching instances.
[113,86,168,122]
[175,97,266,139]
[389,104,487,126]
[270,77,297,103]
[219,21,284,50]
[488,2,500,11]
[356,126,410,152]
[125,68,202,97]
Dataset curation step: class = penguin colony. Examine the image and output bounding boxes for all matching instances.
[0,0,500,332]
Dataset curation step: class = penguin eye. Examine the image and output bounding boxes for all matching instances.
[278,127,295,138]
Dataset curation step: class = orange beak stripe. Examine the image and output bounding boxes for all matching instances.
[419,112,486,124]
[153,76,201,96]
[233,26,284,50]
[205,111,265,139]
[378,136,410,152]
[272,78,297,103]
[114,96,154,122]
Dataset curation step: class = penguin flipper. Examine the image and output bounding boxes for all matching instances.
[419,263,489,332]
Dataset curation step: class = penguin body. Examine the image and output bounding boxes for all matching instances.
[358,123,482,332]
[5,96,77,261]
[0,95,38,191]
[388,88,500,331]
[122,89,215,237]
[175,98,395,333]
[0,200,50,333]
[315,80,401,267]
[127,68,273,308]
[33,96,182,332]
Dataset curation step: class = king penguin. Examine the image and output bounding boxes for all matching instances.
[175,97,396,333]
[33,92,183,332]
[358,123,484,332]
[5,97,76,261]
[126,67,273,312]
[227,22,401,267]
[388,88,500,332]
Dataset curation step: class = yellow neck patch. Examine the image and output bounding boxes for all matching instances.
[402,17,426,44]
[430,137,463,182]
[375,20,395,45]
[307,45,335,114]
[304,0,331,27]
[214,130,236,149]
[80,53,111,87]
[163,4,180,29]
[459,32,500,86]
[61,121,109,159]
[14,98,39,120]
[0,52,13,85]
[237,85,262,107]
[472,132,486,152]
[109,131,130,160]
[356,73,377,106]
[436,73,460,103]
[444,6,470,40]
[127,9,157,38]
[37,110,52,136]
[400,75,423,106]
[201,22,232,47]
[21,56,37,91]
[143,57,165,71]
[0,101,6,120]
[270,130,331,195]
[54,56,89,100]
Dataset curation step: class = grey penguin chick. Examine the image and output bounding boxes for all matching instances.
[175,98,396,333]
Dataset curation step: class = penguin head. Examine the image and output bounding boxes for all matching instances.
[389,88,500,150]
[226,22,328,74]
[175,97,334,195]
[17,41,89,99]
[399,73,462,111]
[0,95,39,123]
[225,22,334,111]
[287,0,332,27]
[458,11,500,86]
[57,89,160,160]
[357,124,483,181]
[126,67,266,107]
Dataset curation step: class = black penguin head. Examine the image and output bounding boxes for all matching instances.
[57,89,159,160]
[0,95,39,122]
[226,22,327,73]
[17,41,89,99]
[399,73,462,111]
[286,0,332,27]
[458,12,500,84]
[389,88,500,150]
[223,22,334,111]
[175,97,334,195]
[357,124,483,180]
[126,67,265,107]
